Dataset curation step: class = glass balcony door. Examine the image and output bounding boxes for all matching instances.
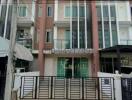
[65,30,70,49]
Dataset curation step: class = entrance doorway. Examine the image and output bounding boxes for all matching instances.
[57,57,88,78]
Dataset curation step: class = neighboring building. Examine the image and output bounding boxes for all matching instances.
[0,0,34,99]
[15,0,35,70]
[98,1,132,74]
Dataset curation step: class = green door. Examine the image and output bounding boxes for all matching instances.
[74,58,89,78]
[57,58,65,77]
[80,58,88,77]
[65,30,70,49]
[74,58,81,78]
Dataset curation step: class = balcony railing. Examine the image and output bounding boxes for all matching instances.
[54,39,70,49]
[44,39,93,54]
[54,39,89,49]
[19,76,115,100]
[120,39,132,45]
[17,38,32,49]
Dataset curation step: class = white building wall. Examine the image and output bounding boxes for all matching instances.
[116,1,131,22]
[129,27,132,40]
[44,56,57,76]
[119,27,129,44]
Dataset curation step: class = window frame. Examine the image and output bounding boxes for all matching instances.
[18,4,28,17]
[47,5,52,17]
[46,30,52,43]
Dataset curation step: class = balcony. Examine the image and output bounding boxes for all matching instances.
[17,17,34,27]
[44,39,93,54]
[120,39,132,45]
[16,38,32,49]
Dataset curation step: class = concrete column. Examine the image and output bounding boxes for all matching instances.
[38,0,47,76]
[91,1,99,77]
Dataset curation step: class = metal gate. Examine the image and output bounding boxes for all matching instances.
[121,78,132,100]
[20,76,115,100]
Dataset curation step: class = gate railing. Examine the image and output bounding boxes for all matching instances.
[121,78,132,100]
[19,76,115,100]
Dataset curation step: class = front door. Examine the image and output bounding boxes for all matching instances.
[57,57,89,78]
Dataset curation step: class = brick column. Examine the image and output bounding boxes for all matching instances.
[91,1,99,77]
[38,0,47,76]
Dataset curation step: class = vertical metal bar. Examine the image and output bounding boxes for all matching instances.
[121,78,124,100]
[35,76,38,99]
[50,76,53,99]
[23,76,25,99]
[110,78,112,100]
[113,78,116,100]
[32,77,34,98]
[98,78,100,100]
[20,76,22,99]
[66,78,68,99]
[82,77,84,99]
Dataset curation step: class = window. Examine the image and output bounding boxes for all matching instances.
[103,5,108,18]
[47,6,52,16]
[65,6,70,17]
[131,7,132,16]
[19,6,27,17]
[38,4,42,17]
[46,31,52,43]
[96,5,101,18]
[110,6,116,18]
[72,6,77,17]
[79,6,84,17]
[65,6,85,17]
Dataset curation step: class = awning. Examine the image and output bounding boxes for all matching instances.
[100,45,132,53]
[0,36,33,61]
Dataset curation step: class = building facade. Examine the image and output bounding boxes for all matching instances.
[34,0,99,77]
[33,0,132,77]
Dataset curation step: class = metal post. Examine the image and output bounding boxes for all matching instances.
[20,77,22,99]
[34,76,38,99]
[82,77,84,99]
[4,1,17,100]
[98,78,100,100]
[50,76,53,99]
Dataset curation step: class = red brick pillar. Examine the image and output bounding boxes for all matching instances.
[91,1,99,77]
[38,0,47,76]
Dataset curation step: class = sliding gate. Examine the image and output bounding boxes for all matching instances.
[20,76,115,100]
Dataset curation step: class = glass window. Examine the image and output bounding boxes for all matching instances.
[96,5,101,18]
[111,21,118,45]
[110,6,116,18]
[131,7,132,16]
[79,6,84,17]
[104,21,110,48]
[46,31,52,43]
[72,6,77,17]
[98,22,103,48]
[19,6,27,17]
[103,5,108,18]
[38,4,42,17]
[65,6,70,17]
[47,6,52,16]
